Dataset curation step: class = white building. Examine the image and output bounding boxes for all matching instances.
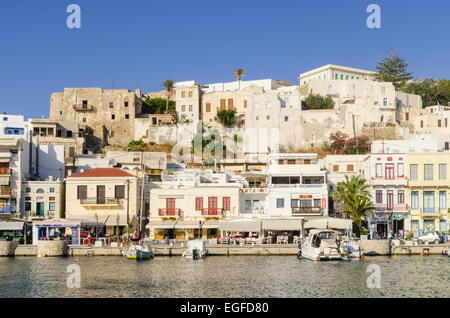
[299,64,376,86]
[0,114,31,139]
[371,134,450,153]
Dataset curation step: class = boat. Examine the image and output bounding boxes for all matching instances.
[341,239,364,260]
[124,243,154,260]
[182,240,209,259]
[300,229,344,261]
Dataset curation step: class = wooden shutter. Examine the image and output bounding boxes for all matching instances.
[77,185,87,200]
[115,185,125,199]
[96,185,105,204]
[206,103,211,112]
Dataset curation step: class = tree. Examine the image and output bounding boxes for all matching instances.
[374,49,413,90]
[215,109,236,127]
[233,68,245,90]
[329,132,348,154]
[302,94,335,110]
[142,97,176,114]
[333,175,374,237]
[162,79,175,113]
[402,78,450,107]
[329,132,372,155]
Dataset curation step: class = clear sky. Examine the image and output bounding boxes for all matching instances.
[0,0,449,117]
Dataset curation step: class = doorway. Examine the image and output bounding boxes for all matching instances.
[36,202,44,217]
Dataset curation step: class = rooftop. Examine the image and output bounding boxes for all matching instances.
[68,168,136,178]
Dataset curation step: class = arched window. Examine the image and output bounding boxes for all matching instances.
[36,188,45,194]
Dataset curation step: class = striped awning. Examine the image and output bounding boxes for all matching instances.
[0,221,24,231]
[203,220,220,229]
[146,220,177,229]
[219,218,261,232]
[175,220,202,229]
[262,219,303,231]
[304,217,352,230]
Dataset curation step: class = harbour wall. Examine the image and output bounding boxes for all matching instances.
[0,241,18,256]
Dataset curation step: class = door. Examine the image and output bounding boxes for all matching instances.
[208,197,218,214]
[36,202,44,217]
[166,198,175,215]
[387,191,394,210]
[385,164,394,180]
[96,185,105,204]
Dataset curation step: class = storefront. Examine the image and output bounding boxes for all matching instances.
[261,218,303,244]
[146,220,177,240]
[219,217,262,238]
[0,220,29,244]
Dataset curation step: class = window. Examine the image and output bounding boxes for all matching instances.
[381,87,385,95]
[189,105,192,112]
[398,191,405,204]
[256,116,259,121]
[50,188,55,193]
[220,99,226,109]
[111,131,115,137]
[25,202,31,212]
[424,164,433,180]
[376,190,383,204]
[284,116,288,122]
[49,202,55,211]
[26,187,31,193]
[439,191,447,210]
[83,117,87,123]
[223,197,231,211]
[445,118,448,127]
[324,75,326,79]
[181,91,186,98]
[341,75,344,80]
[376,163,382,177]
[267,115,270,120]
[111,114,115,120]
[244,200,252,212]
[124,101,129,107]
[423,191,435,213]
[195,197,203,211]
[228,99,234,109]
[410,164,418,181]
[206,103,211,112]
[115,185,125,199]
[397,163,404,177]
[411,191,419,209]
[181,105,186,112]
[287,160,296,165]
[60,111,63,115]
[335,74,338,80]
[82,100,88,107]
[346,75,349,80]
[266,102,271,108]
[188,91,193,98]
[347,165,354,172]
[383,98,388,106]
[125,114,129,119]
[109,102,114,108]
[439,164,446,180]
[276,198,284,208]
[313,199,321,208]
[254,103,259,109]
[77,185,87,200]
[36,188,45,194]
[244,100,247,108]
[438,120,442,127]
[405,112,409,121]
[420,120,423,128]
[333,165,339,172]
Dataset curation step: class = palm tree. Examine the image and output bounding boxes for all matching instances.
[233,69,245,90]
[162,79,174,113]
[333,175,374,236]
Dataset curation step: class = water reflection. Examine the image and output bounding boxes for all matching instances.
[0,256,448,298]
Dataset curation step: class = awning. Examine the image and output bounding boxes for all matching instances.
[392,214,408,221]
[304,217,352,230]
[203,220,220,229]
[66,214,126,226]
[33,218,104,228]
[219,218,261,232]
[262,218,303,231]
[175,220,202,229]
[146,220,177,229]
[0,221,24,231]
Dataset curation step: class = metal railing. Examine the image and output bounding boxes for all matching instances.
[73,104,95,111]
[158,208,181,216]
[80,197,121,205]
[201,208,224,216]
[291,207,323,215]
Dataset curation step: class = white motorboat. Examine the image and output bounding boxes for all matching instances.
[341,240,364,260]
[124,243,154,260]
[300,229,344,261]
[182,240,209,259]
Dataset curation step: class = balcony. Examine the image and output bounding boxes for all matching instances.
[0,187,12,197]
[201,208,224,217]
[158,208,181,217]
[292,207,323,215]
[80,197,121,207]
[374,203,408,212]
[0,168,11,176]
[0,205,15,215]
[73,104,95,112]
[371,176,407,187]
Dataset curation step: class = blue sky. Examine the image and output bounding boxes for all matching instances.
[0,0,449,117]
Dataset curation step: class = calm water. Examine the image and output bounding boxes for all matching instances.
[0,256,448,298]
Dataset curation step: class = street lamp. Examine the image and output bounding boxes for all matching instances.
[95,213,99,242]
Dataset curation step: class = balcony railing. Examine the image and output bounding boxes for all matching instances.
[80,197,121,206]
[0,187,12,196]
[243,188,268,194]
[158,208,181,216]
[292,207,323,215]
[374,203,408,212]
[201,208,224,216]
[73,104,95,112]
[0,168,11,175]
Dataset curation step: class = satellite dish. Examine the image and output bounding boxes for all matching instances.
[110,159,118,167]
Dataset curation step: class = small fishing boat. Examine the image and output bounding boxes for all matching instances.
[300,229,344,261]
[124,243,154,260]
[341,240,364,260]
[182,240,209,259]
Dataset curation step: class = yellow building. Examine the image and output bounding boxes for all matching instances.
[22,177,64,219]
[406,152,449,237]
